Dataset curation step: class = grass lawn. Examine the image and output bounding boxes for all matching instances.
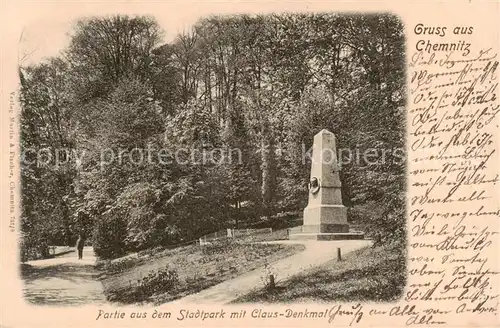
[232,243,406,303]
[99,238,305,304]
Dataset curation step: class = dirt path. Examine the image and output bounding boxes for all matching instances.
[20,241,371,305]
[174,239,372,304]
[21,247,106,305]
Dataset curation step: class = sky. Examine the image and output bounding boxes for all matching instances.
[18,13,200,67]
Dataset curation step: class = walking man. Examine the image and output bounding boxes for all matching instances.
[76,233,85,260]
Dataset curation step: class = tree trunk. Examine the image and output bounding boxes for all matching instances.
[235,200,240,229]
[260,124,276,217]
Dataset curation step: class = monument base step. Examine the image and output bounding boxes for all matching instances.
[290,224,350,233]
[289,232,365,241]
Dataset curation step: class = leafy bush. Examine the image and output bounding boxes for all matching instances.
[20,238,39,262]
[19,230,52,262]
[93,212,127,259]
[137,265,179,296]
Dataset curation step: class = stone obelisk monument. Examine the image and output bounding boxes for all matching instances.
[289,129,364,240]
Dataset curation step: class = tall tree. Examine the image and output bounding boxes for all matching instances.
[20,58,77,257]
[66,15,163,101]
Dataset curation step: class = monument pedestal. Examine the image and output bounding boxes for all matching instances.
[289,129,364,241]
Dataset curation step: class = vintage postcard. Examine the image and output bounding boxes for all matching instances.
[1,0,499,327]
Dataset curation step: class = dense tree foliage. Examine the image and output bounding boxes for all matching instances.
[20,14,406,260]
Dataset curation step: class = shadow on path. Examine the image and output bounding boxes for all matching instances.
[21,247,106,306]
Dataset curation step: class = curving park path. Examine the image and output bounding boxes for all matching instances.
[21,246,106,305]
[174,239,372,304]
[20,240,372,305]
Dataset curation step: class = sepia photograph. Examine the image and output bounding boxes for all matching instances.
[18,12,407,306]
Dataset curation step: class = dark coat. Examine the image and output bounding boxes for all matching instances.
[76,237,85,250]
